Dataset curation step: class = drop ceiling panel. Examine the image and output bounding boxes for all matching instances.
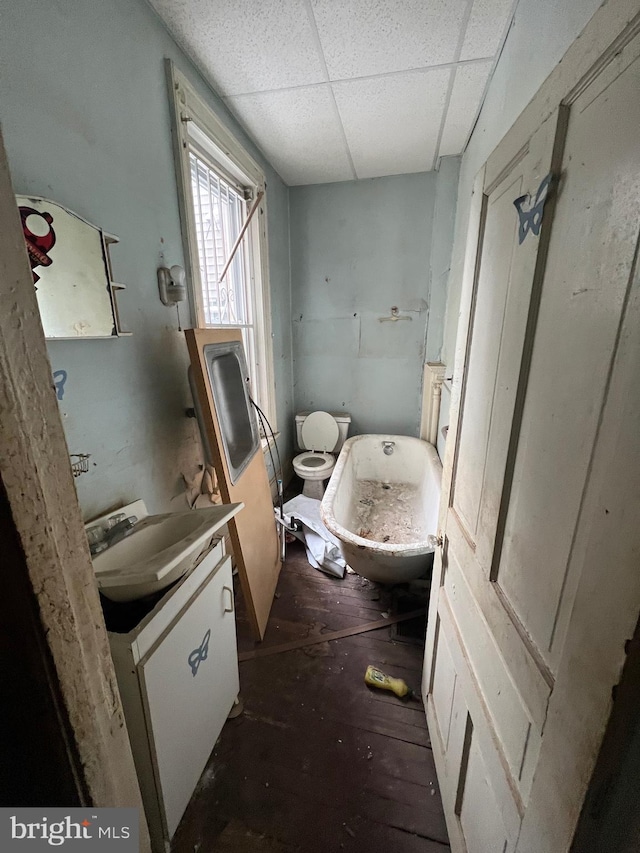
[439,61,493,156]
[311,0,468,79]
[225,86,354,185]
[333,68,450,179]
[150,0,518,184]
[460,0,515,61]
[148,0,325,96]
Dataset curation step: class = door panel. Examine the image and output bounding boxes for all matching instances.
[451,175,521,541]
[443,554,536,789]
[446,518,551,731]
[451,110,563,571]
[460,739,509,853]
[431,623,458,752]
[430,600,523,851]
[425,22,640,853]
[496,48,640,667]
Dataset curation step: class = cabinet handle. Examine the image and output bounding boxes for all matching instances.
[223,585,234,613]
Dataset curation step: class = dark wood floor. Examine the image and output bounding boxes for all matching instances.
[172,542,449,853]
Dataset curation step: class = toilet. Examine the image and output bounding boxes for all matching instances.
[293,411,351,499]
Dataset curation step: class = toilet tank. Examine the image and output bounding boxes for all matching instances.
[295,412,351,452]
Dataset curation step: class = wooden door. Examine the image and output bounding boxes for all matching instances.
[424,24,640,853]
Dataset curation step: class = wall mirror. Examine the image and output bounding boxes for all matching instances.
[16,195,130,339]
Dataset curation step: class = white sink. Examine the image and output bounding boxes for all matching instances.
[91,503,243,602]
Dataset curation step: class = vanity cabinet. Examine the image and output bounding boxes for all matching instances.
[108,535,238,852]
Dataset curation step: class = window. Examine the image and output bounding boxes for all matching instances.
[189,149,261,398]
[168,62,276,426]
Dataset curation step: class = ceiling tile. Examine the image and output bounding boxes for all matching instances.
[460,0,515,61]
[225,86,354,185]
[310,0,468,79]
[333,68,450,179]
[439,61,492,156]
[148,0,325,95]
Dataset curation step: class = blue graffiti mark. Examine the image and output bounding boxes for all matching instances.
[513,173,552,244]
[188,629,211,677]
[53,369,68,400]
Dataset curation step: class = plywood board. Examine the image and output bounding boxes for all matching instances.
[186,328,281,640]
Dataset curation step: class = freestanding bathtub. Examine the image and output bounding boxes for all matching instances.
[320,435,442,584]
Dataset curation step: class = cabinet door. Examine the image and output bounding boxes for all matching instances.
[139,555,238,840]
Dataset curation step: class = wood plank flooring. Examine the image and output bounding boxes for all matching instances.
[172,541,449,853]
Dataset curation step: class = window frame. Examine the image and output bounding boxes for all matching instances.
[167,61,277,428]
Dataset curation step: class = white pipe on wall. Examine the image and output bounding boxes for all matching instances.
[420,362,446,446]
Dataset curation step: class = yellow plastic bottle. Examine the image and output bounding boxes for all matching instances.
[364,665,412,698]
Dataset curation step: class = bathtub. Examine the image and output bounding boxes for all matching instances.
[320,435,442,584]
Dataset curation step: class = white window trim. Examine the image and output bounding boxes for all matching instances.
[166,60,277,429]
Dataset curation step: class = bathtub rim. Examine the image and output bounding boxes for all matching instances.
[320,434,442,557]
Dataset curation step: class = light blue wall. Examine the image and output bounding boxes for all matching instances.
[290,172,438,437]
[0,0,293,519]
[427,156,461,364]
[437,0,603,444]
[442,0,603,372]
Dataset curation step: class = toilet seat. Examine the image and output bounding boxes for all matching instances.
[301,411,340,453]
[292,451,335,478]
[294,411,344,499]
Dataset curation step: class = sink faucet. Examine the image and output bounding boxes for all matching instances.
[104,515,138,546]
[88,515,138,556]
[382,441,395,456]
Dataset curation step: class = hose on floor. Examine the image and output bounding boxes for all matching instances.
[250,397,286,561]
